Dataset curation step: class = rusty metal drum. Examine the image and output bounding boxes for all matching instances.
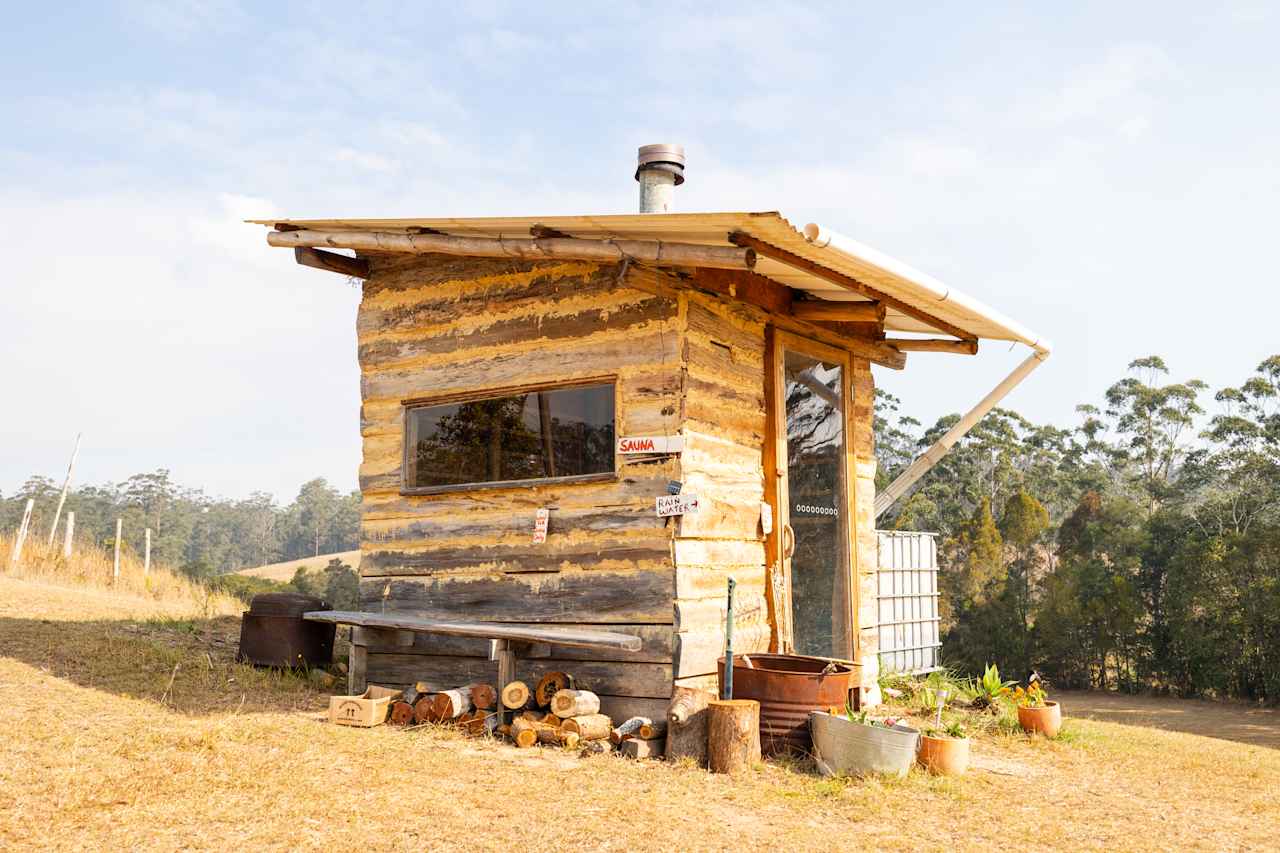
[717,654,859,755]
[237,592,335,668]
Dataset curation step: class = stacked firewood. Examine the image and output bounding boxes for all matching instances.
[384,670,666,760]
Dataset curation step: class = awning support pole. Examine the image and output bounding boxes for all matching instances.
[875,346,1050,518]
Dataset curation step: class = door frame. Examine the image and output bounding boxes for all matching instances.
[763,327,860,660]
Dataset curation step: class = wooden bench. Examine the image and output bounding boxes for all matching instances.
[303,610,643,697]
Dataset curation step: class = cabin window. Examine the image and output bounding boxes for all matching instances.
[403,382,616,493]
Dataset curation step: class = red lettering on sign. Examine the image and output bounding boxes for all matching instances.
[620,438,656,452]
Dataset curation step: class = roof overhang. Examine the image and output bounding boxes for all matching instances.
[249,211,1049,352]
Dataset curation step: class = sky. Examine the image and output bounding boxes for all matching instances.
[3,1,1278,501]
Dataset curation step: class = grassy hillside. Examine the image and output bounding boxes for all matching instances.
[0,570,1276,849]
[234,550,361,582]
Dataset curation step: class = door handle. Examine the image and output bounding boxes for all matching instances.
[782,523,795,560]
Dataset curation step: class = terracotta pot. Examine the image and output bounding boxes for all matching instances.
[1017,701,1062,737]
[917,734,970,776]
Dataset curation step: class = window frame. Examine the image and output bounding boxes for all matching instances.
[398,376,620,496]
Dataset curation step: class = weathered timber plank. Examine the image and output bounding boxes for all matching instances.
[361,503,664,544]
[676,496,762,540]
[674,623,771,678]
[356,623,674,662]
[359,296,677,370]
[366,654,673,698]
[359,540,671,576]
[359,261,611,333]
[685,300,766,360]
[674,591,769,633]
[359,570,676,623]
[359,471,681,519]
[360,330,680,402]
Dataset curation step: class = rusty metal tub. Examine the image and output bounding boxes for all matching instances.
[717,654,859,755]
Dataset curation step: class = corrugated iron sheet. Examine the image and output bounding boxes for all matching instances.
[248,211,1029,343]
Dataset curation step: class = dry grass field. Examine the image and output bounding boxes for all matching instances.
[1,571,1277,852]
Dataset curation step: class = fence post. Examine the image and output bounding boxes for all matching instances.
[47,432,82,546]
[63,512,75,558]
[10,499,35,565]
[144,528,151,576]
[113,518,122,582]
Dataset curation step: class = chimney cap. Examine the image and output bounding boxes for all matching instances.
[636,143,686,185]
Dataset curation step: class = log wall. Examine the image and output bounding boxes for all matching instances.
[354,255,684,714]
[673,292,771,684]
[350,253,879,709]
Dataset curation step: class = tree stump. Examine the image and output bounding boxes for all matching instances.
[707,699,760,775]
[665,686,714,766]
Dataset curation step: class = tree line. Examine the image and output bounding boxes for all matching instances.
[877,355,1280,702]
[0,472,359,579]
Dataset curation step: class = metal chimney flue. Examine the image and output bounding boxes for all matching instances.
[636,144,685,213]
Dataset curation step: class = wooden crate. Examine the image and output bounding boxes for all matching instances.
[328,685,401,727]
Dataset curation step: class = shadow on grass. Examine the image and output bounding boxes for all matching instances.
[1057,690,1280,750]
[0,613,349,717]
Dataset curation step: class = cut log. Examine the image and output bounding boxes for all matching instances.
[389,701,416,726]
[535,671,575,707]
[561,713,612,741]
[610,716,651,745]
[401,685,425,708]
[413,694,438,724]
[510,717,540,749]
[579,739,613,756]
[638,720,667,740]
[621,737,665,759]
[707,699,761,775]
[501,680,531,710]
[666,687,714,766]
[431,687,475,721]
[561,731,581,750]
[542,713,563,728]
[470,683,498,710]
[551,689,601,718]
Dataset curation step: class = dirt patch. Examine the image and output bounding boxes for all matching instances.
[1059,690,1280,749]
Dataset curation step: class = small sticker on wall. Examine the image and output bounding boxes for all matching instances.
[532,508,550,544]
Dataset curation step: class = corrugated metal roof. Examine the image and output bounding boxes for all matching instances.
[249,211,1044,347]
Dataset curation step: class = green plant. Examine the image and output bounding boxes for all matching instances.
[843,703,904,730]
[970,663,1017,711]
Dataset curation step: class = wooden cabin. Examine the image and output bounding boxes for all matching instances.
[255,155,1048,718]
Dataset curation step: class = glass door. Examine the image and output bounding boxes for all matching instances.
[768,331,854,659]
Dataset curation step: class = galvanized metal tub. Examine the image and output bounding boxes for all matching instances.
[717,654,858,756]
[810,712,920,778]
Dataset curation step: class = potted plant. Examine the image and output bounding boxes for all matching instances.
[1013,679,1062,737]
[918,719,970,776]
[970,662,1016,713]
[810,706,920,778]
